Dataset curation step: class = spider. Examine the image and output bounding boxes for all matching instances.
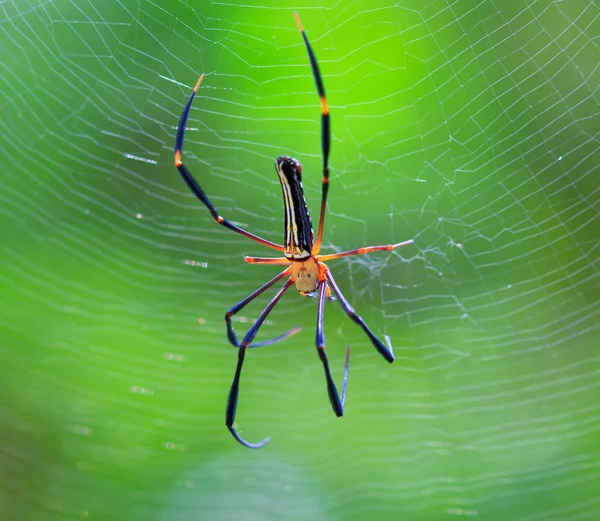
[174,12,413,448]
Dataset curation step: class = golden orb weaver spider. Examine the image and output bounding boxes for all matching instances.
[175,12,413,448]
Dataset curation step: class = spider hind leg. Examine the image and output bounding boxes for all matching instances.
[316,280,350,416]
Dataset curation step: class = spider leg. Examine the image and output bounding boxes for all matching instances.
[226,277,295,449]
[326,284,333,300]
[244,256,291,265]
[316,280,350,416]
[325,268,395,363]
[175,75,284,253]
[294,13,330,256]
[225,266,300,348]
[317,239,414,262]
[246,327,303,348]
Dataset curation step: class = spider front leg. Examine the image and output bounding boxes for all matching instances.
[175,74,284,253]
[316,280,349,416]
[294,12,330,256]
[226,277,295,449]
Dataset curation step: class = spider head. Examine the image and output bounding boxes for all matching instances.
[291,257,320,293]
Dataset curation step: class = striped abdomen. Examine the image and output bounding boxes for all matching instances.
[275,156,314,260]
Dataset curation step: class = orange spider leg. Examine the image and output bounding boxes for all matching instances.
[317,239,413,262]
[244,256,291,265]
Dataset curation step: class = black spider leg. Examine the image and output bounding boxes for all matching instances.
[226,277,295,448]
[225,267,301,348]
[316,280,350,417]
[175,75,284,252]
[294,12,331,254]
[325,269,395,363]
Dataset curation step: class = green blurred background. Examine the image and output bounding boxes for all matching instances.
[1,1,598,520]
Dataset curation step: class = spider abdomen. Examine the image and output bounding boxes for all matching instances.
[275,156,314,260]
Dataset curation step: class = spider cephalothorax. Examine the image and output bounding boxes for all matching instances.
[291,256,322,293]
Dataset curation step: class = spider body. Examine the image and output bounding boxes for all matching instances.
[291,256,322,293]
[275,155,314,262]
[175,12,413,449]
[275,155,324,293]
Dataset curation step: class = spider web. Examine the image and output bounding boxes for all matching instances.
[1,1,598,520]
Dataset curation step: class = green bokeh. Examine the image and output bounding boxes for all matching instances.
[1,1,598,520]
